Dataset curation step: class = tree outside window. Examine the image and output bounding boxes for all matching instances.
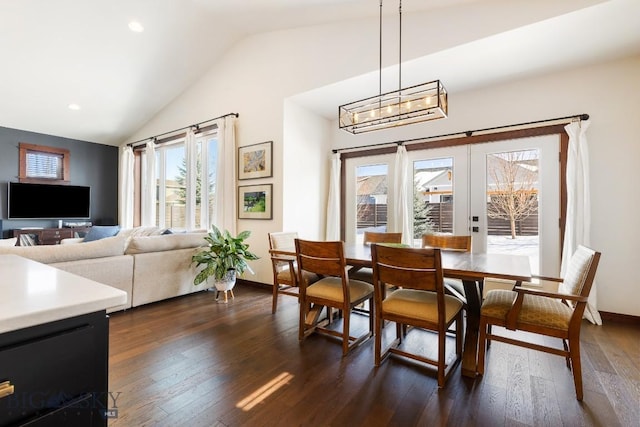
[486,150,538,239]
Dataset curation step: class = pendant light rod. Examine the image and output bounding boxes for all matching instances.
[338,0,448,133]
[379,0,382,97]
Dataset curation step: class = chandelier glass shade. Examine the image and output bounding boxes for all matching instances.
[339,79,447,134]
[339,0,447,134]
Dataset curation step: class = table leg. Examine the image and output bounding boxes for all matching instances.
[461,279,483,378]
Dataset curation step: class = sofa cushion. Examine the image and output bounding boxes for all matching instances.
[117,227,167,238]
[52,255,133,313]
[125,232,207,255]
[0,235,127,264]
[84,225,121,242]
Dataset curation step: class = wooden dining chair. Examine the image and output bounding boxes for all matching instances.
[295,238,374,356]
[371,244,464,387]
[268,232,319,313]
[477,245,601,400]
[349,231,403,284]
[421,233,472,303]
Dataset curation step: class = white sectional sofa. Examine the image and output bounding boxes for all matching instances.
[0,228,209,312]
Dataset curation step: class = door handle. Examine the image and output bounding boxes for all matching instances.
[472,215,479,232]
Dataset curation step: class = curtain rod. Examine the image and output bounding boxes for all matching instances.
[332,113,589,153]
[127,112,239,147]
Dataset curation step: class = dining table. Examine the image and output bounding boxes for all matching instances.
[270,243,532,378]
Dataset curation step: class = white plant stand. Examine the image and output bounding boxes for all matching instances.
[213,270,236,303]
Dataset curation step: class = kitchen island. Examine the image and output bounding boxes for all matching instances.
[0,254,127,426]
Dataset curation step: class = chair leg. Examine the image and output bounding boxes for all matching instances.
[437,327,446,387]
[456,312,463,358]
[562,339,571,369]
[299,301,307,341]
[395,323,402,343]
[272,283,279,314]
[342,307,351,356]
[374,311,383,366]
[477,317,488,376]
[368,297,374,337]
[569,336,584,401]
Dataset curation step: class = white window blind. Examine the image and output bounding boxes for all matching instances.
[26,151,63,179]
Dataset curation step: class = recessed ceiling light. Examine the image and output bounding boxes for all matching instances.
[68,103,81,111]
[128,21,144,33]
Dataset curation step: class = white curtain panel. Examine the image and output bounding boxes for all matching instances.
[184,129,197,230]
[215,116,237,235]
[561,120,601,325]
[141,139,157,226]
[392,145,412,245]
[325,152,341,240]
[118,146,134,229]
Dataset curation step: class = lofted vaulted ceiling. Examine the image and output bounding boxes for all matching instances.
[1,0,638,146]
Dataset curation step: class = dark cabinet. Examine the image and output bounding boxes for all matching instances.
[12,228,90,246]
[0,311,109,427]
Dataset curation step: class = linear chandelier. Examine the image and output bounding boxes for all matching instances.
[339,0,448,134]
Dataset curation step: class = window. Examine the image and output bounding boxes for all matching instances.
[19,143,70,183]
[413,157,455,240]
[344,156,391,244]
[356,163,389,243]
[160,144,186,228]
[135,129,219,230]
[200,136,218,230]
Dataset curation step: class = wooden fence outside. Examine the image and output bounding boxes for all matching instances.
[357,202,539,236]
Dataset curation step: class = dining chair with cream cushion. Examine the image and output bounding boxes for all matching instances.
[268,231,319,314]
[477,245,601,400]
[295,238,374,356]
[421,233,472,304]
[348,231,402,284]
[371,244,464,387]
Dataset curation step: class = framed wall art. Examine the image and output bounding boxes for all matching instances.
[238,141,272,180]
[238,184,272,220]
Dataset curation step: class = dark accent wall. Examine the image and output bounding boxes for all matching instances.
[0,126,118,237]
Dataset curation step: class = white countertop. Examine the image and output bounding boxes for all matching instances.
[0,254,128,334]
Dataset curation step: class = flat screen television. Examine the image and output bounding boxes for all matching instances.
[8,182,91,219]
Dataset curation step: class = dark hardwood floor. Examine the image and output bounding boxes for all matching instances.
[108,285,640,427]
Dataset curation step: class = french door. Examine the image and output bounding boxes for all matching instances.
[469,135,560,276]
[345,154,397,244]
[345,135,561,276]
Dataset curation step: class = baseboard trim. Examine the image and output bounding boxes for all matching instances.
[237,279,270,291]
[600,311,640,324]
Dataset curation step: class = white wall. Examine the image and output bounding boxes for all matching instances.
[124,7,639,316]
[282,100,331,240]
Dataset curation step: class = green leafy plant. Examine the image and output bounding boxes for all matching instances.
[192,225,259,285]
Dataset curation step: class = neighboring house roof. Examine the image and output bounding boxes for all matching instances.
[415,169,450,191]
[357,175,387,196]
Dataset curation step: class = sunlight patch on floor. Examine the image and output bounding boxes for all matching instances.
[236,371,294,411]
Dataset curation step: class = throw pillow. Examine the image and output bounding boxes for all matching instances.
[0,237,17,247]
[83,225,121,242]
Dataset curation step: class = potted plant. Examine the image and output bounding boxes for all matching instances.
[192,225,259,302]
